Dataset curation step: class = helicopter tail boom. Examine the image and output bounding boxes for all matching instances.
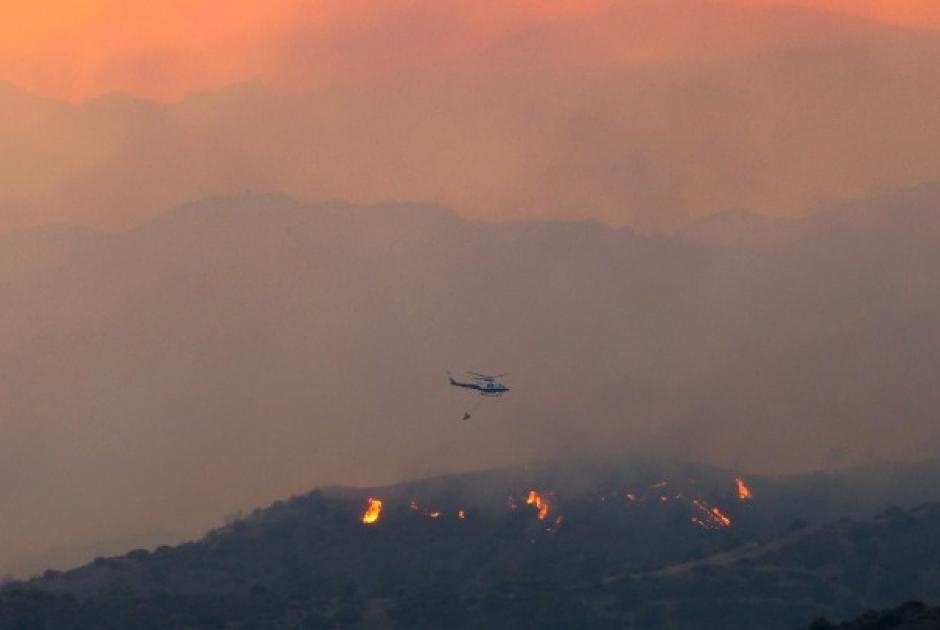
[450,379,481,391]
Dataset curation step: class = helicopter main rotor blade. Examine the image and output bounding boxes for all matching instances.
[465,371,509,381]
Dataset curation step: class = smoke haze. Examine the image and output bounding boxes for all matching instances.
[3,0,940,102]
[1,188,939,576]
[2,0,940,595]
[2,3,940,232]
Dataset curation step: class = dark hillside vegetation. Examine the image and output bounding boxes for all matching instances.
[807,601,940,629]
[4,457,940,628]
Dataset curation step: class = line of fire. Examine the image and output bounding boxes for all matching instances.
[360,477,755,532]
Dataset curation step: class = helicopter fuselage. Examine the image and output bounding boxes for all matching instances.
[449,376,510,396]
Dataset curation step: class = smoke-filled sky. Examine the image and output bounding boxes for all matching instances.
[3,0,940,102]
[3,0,940,233]
[3,0,940,579]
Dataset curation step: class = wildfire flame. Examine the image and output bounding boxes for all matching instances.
[736,478,753,500]
[527,490,551,520]
[361,497,383,524]
[690,498,731,529]
[710,506,732,526]
[366,478,740,534]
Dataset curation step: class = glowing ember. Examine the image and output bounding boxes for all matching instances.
[625,492,637,502]
[691,498,732,529]
[407,498,449,519]
[526,490,551,520]
[458,510,466,520]
[736,478,753,500]
[361,498,383,524]
[711,506,732,526]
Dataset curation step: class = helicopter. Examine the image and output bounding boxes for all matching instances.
[448,371,510,397]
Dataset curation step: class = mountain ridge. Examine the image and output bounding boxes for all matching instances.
[5,455,940,628]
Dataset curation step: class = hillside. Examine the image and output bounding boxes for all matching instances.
[808,601,940,629]
[3,457,940,628]
[606,504,940,628]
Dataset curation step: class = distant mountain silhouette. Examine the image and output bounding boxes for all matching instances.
[674,209,795,248]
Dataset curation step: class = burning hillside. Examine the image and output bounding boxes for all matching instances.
[8,486,940,629]
[33,454,884,628]
[12,456,940,629]
[357,476,752,537]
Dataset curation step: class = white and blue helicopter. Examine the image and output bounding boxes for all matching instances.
[448,371,510,397]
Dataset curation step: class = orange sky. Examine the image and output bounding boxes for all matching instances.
[1,0,939,102]
[0,0,604,101]
[748,0,940,28]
